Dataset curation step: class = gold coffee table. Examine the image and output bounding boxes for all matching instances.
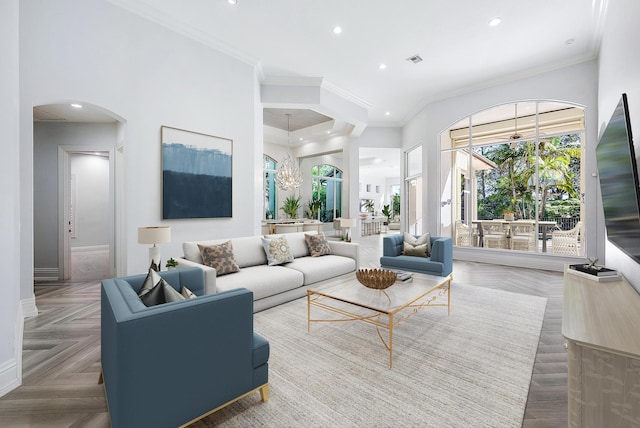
[307,272,452,367]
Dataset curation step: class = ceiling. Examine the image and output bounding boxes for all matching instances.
[37,1,607,179]
[109,0,607,126]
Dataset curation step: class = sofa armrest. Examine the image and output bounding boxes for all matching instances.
[176,257,217,294]
[430,237,453,276]
[327,241,360,269]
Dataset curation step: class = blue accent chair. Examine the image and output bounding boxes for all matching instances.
[379,234,453,277]
[101,268,269,428]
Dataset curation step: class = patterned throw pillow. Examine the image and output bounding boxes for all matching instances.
[198,241,240,276]
[304,233,332,257]
[138,268,162,297]
[403,232,431,257]
[261,235,294,266]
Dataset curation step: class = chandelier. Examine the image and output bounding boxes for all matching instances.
[275,113,303,191]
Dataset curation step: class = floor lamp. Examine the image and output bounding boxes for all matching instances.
[138,226,171,271]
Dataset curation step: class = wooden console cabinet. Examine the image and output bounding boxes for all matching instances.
[562,267,640,427]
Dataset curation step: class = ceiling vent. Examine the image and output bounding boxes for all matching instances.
[406,54,423,64]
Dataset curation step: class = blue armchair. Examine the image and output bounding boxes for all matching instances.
[379,234,453,277]
[101,268,269,428]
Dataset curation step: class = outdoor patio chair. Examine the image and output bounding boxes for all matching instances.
[551,221,582,255]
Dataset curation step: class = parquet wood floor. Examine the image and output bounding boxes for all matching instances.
[0,234,566,427]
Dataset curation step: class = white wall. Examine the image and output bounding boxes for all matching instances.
[33,122,117,269]
[20,0,260,295]
[0,0,23,398]
[597,0,640,292]
[403,60,599,270]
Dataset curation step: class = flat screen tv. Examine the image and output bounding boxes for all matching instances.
[595,93,640,263]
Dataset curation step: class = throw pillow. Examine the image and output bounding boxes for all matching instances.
[162,280,186,303]
[198,241,240,276]
[261,235,294,266]
[140,280,165,306]
[181,286,197,299]
[403,232,431,257]
[304,233,332,257]
[140,278,187,307]
[138,268,162,297]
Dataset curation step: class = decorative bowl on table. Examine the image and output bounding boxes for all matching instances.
[356,268,397,290]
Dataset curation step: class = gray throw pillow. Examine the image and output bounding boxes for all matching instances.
[140,280,165,306]
[261,235,294,266]
[138,268,162,297]
[162,280,186,303]
[403,232,431,257]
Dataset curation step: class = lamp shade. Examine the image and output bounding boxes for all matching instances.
[138,226,171,245]
[341,218,357,228]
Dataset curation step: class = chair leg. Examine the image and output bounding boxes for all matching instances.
[260,384,270,402]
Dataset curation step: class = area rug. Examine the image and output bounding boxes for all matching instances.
[196,283,547,427]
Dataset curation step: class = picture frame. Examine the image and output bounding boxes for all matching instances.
[161,126,233,219]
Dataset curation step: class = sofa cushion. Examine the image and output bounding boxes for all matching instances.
[215,265,303,300]
[403,232,431,257]
[285,255,356,285]
[379,255,443,275]
[261,235,294,266]
[304,233,332,257]
[198,241,240,276]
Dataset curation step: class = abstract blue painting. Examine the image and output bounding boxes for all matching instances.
[161,126,232,219]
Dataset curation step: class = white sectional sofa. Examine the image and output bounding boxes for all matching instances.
[176,231,359,312]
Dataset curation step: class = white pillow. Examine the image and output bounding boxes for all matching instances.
[261,235,294,266]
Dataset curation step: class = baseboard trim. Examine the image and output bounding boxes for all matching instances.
[21,296,38,319]
[34,267,59,282]
[0,304,24,398]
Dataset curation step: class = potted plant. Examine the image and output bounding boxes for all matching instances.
[304,197,321,219]
[281,195,301,219]
[381,204,392,225]
[165,258,179,270]
[503,210,515,221]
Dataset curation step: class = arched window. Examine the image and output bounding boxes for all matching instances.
[441,101,585,256]
[312,164,343,222]
[264,155,277,219]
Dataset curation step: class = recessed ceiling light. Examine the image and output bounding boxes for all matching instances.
[488,17,502,27]
[227,0,237,4]
[379,63,387,70]
[71,103,83,109]
[327,130,331,134]
[332,26,342,34]
[299,137,303,141]
[385,112,391,116]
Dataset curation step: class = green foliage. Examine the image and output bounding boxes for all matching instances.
[476,135,581,220]
[392,194,400,216]
[381,204,392,222]
[281,195,301,219]
[304,197,321,219]
[545,199,581,218]
[165,258,178,268]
